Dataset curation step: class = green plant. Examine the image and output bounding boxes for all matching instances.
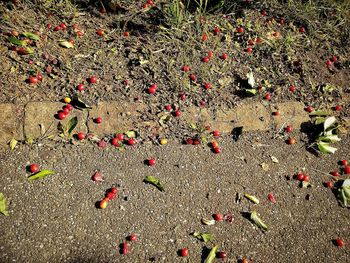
[57,116,78,140]
[312,116,341,154]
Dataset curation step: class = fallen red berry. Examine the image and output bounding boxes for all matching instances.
[279,18,285,25]
[345,166,350,174]
[213,27,221,35]
[202,57,209,63]
[53,25,61,31]
[208,51,214,59]
[106,192,116,200]
[110,187,118,194]
[193,139,200,145]
[123,31,129,37]
[264,93,271,101]
[165,104,172,111]
[29,163,39,173]
[272,111,280,116]
[288,137,296,145]
[214,147,221,154]
[267,192,276,203]
[331,56,337,62]
[202,34,208,41]
[174,110,181,117]
[334,105,342,111]
[261,10,267,16]
[289,85,296,92]
[89,76,97,84]
[94,117,102,124]
[92,171,103,182]
[57,111,66,120]
[286,125,292,133]
[36,73,43,81]
[213,213,223,221]
[299,27,305,33]
[77,83,84,91]
[246,47,253,53]
[111,137,120,147]
[77,132,85,140]
[325,181,332,188]
[180,248,189,257]
[60,23,67,30]
[217,251,227,259]
[186,138,193,145]
[190,74,196,81]
[148,86,156,94]
[213,130,220,137]
[62,107,70,115]
[128,138,136,146]
[97,29,104,36]
[325,60,332,66]
[28,76,38,84]
[182,65,190,72]
[331,171,339,177]
[116,133,124,141]
[341,160,348,166]
[148,159,156,166]
[221,53,228,60]
[179,93,186,100]
[303,175,310,182]
[296,173,304,181]
[129,234,137,242]
[236,27,244,33]
[204,83,211,90]
[305,106,314,113]
[334,239,344,247]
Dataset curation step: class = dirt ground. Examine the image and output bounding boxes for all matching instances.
[1,131,349,262]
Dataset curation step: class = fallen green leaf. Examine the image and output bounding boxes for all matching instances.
[244,193,260,204]
[0,193,9,216]
[201,218,215,225]
[9,138,17,150]
[144,175,164,191]
[250,210,268,231]
[23,32,40,40]
[309,110,328,116]
[28,170,55,181]
[125,130,137,138]
[247,71,255,88]
[338,179,350,207]
[71,96,92,110]
[317,141,337,154]
[245,88,257,95]
[204,245,218,263]
[192,232,214,242]
[8,36,24,46]
[59,41,74,48]
[324,116,336,131]
[66,117,78,136]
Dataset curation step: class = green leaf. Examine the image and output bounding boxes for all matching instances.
[324,116,336,131]
[247,71,255,88]
[201,218,215,225]
[144,175,164,191]
[0,193,9,216]
[245,88,257,95]
[8,36,24,46]
[23,32,40,40]
[319,135,341,143]
[317,141,337,154]
[125,130,137,138]
[204,245,218,263]
[192,232,214,242]
[250,211,268,231]
[338,179,350,207]
[59,41,74,48]
[28,170,55,181]
[72,96,92,110]
[66,117,78,136]
[244,193,259,204]
[315,117,326,125]
[9,138,17,150]
[189,122,198,130]
[309,110,328,116]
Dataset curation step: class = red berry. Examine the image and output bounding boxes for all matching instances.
[248,39,254,46]
[217,251,227,259]
[213,130,220,137]
[122,242,128,254]
[193,139,200,145]
[279,18,285,25]
[286,125,292,133]
[111,137,120,147]
[180,248,189,257]
[165,104,172,111]
[236,27,244,33]
[335,239,344,247]
[36,73,43,81]
[66,104,73,111]
[60,23,67,30]
[299,27,305,33]
[106,192,116,200]
[62,107,70,115]
[325,181,332,188]
[53,25,61,31]
[128,138,136,146]
[174,110,181,117]
[213,27,221,35]
[148,87,156,94]
[289,85,296,92]
[213,213,223,221]
[179,93,186,100]
[97,29,104,36]
[204,83,211,90]
[305,106,314,113]
[303,175,310,182]
[345,166,350,174]
[296,173,304,181]
[288,137,296,145]
[341,160,348,166]
[326,60,332,66]
[202,57,209,63]
[246,47,253,53]
[264,93,271,101]
[28,76,38,84]
[272,111,280,116]
[331,171,339,177]
[29,163,39,173]
[267,192,276,203]
[77,132,85,140]
[335,105,342,111]
[208,51,214,59]
[190,74,196,81]
[255,37,263,44]
[129,234,137,242]
[57,111,66,120]
[148,159,156,166]
[202,34,208,41]
[214,147,221,154]
[331,56,337,62]
[116,133,124,141]
[89,76,97,84]
[47,23,52,29]
[261,10,267,16]
[221,53,228,60]
[77,84,84,91]
[186,138,193,145]
[94,117,102,124]
[110,187,118,194]
[123,31,129,37]
[182,65,190,72]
